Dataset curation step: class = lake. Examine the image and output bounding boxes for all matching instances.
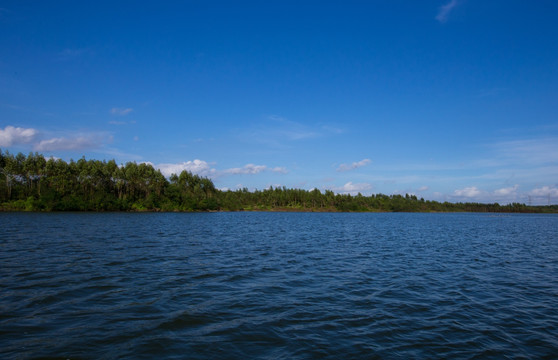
[1,212,557,359]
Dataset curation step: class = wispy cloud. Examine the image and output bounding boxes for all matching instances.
[451,185,525,204]
[0,103,57,117]
[224,164,267,175]
[453,186,482,198]
[475,87,508,98]
[337,158,371,172]
[224,164,288,175]
[241,115,344,147]
[56,48,93,61]
[436,0,459,23]
[266,115,320,140]
[110,107,133,116]
[108,120,136,125]
[0,7,11,19]
[34,136,100,151]
[379,136,558,188]
[271,166,288,174]
[153,161,288,178]
[330,182,372,195]
[488,137,558,166]
[34,132,112,152]
[0,125,38,147]
[529,186,558,198]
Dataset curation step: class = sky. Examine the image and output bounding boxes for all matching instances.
[1,0,557,205]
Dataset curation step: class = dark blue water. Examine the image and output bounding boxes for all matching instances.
[1,212,557,359]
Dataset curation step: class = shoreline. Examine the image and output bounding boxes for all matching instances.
[2,207,557,214]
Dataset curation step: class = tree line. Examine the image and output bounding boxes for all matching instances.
[1,150,556,213]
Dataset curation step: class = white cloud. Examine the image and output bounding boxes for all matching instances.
[337,158,371,172]
[331,182,372,195]
[271,166,288,174]
[418,186,430,192]
[528,186,558,198]
[436,0,459,23]
[0,125,112,153]
[453,186,481,198]
[34,136,98,151]
[154,161,287,178]
[155,160,216,178]
[494,184,519,196]
[223,164,288,175]
[0,125,38,146]
[224,164,267,175]
[110,107,133,116]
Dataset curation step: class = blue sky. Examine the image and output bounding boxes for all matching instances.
[1,1,557,204]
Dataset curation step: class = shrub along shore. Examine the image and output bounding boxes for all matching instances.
[1,150,556,213]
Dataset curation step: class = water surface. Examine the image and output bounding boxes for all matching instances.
[1,212,557,359]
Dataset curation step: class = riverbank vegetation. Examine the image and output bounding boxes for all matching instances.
[1,150,556,213]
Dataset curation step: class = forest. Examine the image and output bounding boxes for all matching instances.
[1,150,556,213]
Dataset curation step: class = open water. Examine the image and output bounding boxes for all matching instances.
[1,212,557,359]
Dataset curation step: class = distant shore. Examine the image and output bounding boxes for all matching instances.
[2,206,557,214]
[1,151,557,214]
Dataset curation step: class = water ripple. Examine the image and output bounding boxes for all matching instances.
[1,212,558,359]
